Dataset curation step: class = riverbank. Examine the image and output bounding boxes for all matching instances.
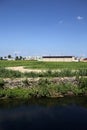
[0,77,87,99]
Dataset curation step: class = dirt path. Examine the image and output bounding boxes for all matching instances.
[6,66,46,73]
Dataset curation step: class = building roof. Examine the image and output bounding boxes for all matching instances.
[83,58,87,60]
[42,56,74,58]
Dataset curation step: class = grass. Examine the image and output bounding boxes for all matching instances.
[0,60,87,99]
[0,88,32,99]
[0,60,87,70]
[1,67,87,78]
[0,68,79,78]
[0,61,87,78]
[0,77,87,99]
[0,68,22,78]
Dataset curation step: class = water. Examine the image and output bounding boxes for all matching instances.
[0,97,87,130]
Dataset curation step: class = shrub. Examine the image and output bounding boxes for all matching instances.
[0,79,5,89]
[78,78,87,88]
[24,72,38,78]
[0,68,22,78]
[78,69,87,76]
[38,78,51,86]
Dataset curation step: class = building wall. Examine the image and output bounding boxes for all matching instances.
[42,57,75,62]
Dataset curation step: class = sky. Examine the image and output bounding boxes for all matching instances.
[0,0,87,57]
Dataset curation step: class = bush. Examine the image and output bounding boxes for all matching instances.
[0,79,5,89]
[78,69,87,76]
[78,78,87,88]
[0,68,22,78]
[38,78,51,86]
[24,72,39,78]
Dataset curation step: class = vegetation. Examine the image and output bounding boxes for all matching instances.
[0,60,87,70]
[1,67,87,78]
[0,68,22,78]
[0,79,5,89]
[0,60,87,99]
[0,78,87,99]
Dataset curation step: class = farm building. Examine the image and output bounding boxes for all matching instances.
[83,58,87,62]
[42,56,78,62]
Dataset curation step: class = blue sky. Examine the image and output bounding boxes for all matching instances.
[0,0,87,57]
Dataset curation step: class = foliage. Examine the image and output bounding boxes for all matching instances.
[1,67,87,78]
[38,78,51,86]
[0,68,22,78]
[8,55,12,59]
[78,77,87,88]
[0,88,31,99]
[0,79,5,89]
[78,69,87,76]
[0,77,87,99]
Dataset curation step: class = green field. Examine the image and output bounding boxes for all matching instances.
[0,60,87,70]
[0,60,87,98]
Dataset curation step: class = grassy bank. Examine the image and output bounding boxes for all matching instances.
[0,77,87,99]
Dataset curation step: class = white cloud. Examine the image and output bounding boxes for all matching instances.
[77,16,83,20]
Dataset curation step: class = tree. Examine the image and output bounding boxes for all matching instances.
[0,57,3,60]
[19,56,23,60]
[15,56,19,60]
[8,55,12,59]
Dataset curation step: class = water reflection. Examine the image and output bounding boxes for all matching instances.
[0,97,87,130]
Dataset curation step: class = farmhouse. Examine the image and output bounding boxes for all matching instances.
[42,56,78,62]
[83,58,87,62]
